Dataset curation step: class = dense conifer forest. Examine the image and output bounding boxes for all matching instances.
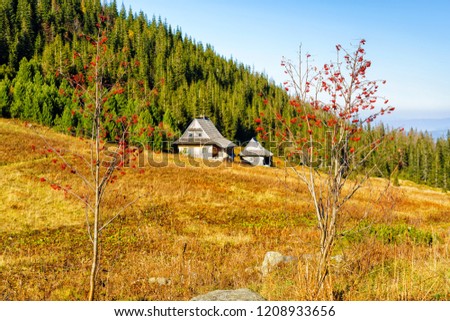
[0,0,449,190]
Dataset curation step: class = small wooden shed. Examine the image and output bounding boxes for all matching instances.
[239,138,273,166]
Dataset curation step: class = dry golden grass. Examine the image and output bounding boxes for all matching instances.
[0,118,449,300]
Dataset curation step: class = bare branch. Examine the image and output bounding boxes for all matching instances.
[28,124,95,192]
[99,195,140,232]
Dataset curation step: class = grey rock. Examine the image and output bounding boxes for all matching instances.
[261,251,297,277]
[191,288,266,301]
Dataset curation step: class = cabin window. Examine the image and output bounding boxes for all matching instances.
[188,133,193,138]
[198,132,202,137]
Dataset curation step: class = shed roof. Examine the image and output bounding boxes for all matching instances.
[239,138,273,157]
[173,117,236,148]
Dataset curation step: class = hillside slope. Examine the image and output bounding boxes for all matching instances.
[0,118,449,300]
[1,0,449,191]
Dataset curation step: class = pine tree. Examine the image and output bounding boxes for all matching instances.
[0,77,12,116]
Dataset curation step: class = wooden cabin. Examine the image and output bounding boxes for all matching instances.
[173,117,235,161]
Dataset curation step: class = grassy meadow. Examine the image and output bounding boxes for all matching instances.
[0,118,449,300]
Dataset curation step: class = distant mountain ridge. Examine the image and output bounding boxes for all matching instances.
[384,118,450,138]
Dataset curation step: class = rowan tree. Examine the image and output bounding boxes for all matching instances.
[31,12,145,300]
[259,40,397,298]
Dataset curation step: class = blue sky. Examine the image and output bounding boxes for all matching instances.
[120,0,450,120]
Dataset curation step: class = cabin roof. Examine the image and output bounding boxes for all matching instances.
[173,117,236,148]
[239,138,273,157]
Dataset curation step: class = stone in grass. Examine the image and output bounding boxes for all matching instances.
[191,289,266,301]
[261,251,297,277]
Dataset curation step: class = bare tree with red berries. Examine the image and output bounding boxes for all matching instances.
[261,40,396,297]
[33,13,144,300]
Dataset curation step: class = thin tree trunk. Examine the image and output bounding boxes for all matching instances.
[88,116,101,301]
[88,49,101,301]
[88,200,100,301]
[315,157,340,297]
[316,221,335,296]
